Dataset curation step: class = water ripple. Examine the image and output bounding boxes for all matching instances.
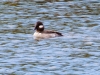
[0,1,100,75]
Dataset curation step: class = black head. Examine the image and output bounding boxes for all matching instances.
[34,21,44,32]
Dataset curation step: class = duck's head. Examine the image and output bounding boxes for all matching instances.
[34,21,44,32]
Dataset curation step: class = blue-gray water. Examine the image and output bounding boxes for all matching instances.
[0,0,100,75]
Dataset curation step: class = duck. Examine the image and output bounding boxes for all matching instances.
[33,21,63,40]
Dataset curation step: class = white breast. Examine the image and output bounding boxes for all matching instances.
[33,31,56,40]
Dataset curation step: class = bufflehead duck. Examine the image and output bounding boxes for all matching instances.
[33,21,63,39]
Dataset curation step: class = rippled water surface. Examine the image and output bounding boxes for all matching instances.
[0,0,100,75]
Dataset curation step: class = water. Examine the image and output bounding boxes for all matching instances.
[0,0,100,75]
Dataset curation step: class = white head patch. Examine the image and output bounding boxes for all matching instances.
[39,25,44,28]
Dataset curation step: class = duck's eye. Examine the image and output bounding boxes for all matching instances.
[39,25,44,28]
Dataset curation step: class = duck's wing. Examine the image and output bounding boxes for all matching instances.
[43,30,63,36]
